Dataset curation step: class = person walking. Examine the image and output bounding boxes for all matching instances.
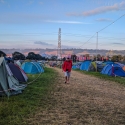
[62,57,72,84]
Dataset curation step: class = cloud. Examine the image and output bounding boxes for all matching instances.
[34,41,55,46]
[67,1,125,17]
[96,18,112,22]
[112,42,124,45]
[34,41,76,49]
[45,20,91,24]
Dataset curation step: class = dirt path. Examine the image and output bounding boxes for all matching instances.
[28,68,125,125]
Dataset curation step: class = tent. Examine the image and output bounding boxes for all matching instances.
[37,61,45,68]
[72,62,82,70]
[8,63,28,82]
[80,60,96,71]
[123,66,125,71]
[103,61,114,65]
[21,62,44,74]
[0,57,26,96]
[15,60,22,67]
[4,56,14,63]
[97,63,105,72]
[101,63,125,77]
[72,65,77,69]
[115,62,125,71]
[96,61,113,72]
[49,62,57,67]
[95,61,103,64]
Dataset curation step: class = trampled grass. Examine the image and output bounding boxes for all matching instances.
[0,68,57,125]
[74,69,125,85]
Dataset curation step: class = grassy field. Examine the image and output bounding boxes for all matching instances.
[74,69,125,85]
[0,68,57,125]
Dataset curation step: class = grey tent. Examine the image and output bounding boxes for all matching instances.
[8,63,28,82]
[0,57,26,97]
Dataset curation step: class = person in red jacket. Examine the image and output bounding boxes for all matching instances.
[62,57,72,83]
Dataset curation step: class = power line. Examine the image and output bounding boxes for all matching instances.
[97,13,125,33]
[1,13,125,50]
[78,33,96,48]
[95,13,125,57]
[78,13,125,49]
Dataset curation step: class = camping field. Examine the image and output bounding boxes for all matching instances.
[27,67,125,125]
[75,69,125,85]
[0,68,57,125]
[1,67,125,124]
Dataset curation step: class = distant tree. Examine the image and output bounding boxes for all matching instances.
[35,54,42,60]
[12,51,25,60]
[0,50,6,57]
[41,56,46,60]
[26,52,35,60]
[111,55,122,62]
[26,52,42,60]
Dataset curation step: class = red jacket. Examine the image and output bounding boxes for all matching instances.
[62,60,72,72]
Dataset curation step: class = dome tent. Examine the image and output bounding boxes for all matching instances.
[103,61,114,65]
[80,60,96,71]
[72,62,82,70]
[101,63,125,77]
[115,62,125,71]
[21,62,44,74]
[8,63,28,82]
[95,61,114,72]
[15,60,22,67]
[0,57,26,96]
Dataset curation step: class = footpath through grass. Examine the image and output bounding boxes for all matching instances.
[75,69,125,85]
[0,68,57,125]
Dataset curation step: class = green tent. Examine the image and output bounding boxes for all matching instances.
[89,61,96,71]
[0,57,26,97]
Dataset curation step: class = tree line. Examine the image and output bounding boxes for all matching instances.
[1,50,125,62]
[0,51,43,60]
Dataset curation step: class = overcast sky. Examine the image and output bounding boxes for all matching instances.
[0,0,125,50]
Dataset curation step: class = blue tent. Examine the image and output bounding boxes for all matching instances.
[103,61,114,65]
[72,65,77,69]
[4,57,14,63]
[96,61,114,72]
[80,60,95,71]
[101,63,125,77]
[21,62,44,74]
[72,62,82,70]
